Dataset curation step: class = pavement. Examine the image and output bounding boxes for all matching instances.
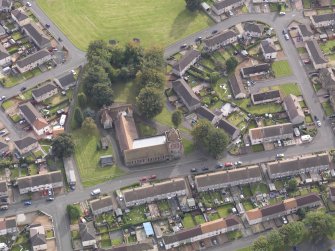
[1,5,335,251]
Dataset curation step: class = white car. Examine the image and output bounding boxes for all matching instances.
[284,34,290,40]
[282,216,288,224]
[316,120,322,127]
[1,96,5,100]
[71,69,77,75]
[4,137,10,142]
[26,1,32,7]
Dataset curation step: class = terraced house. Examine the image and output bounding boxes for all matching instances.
[266,153,329,179]
[22,22,51,49]
[122,178,187,207]
[15,49,52,73]
[311,13,335,28]
[249,123,293,145]
[19,102,50,135]
[14,136,39,155]
[212,0,244,15]
[195,165,262,192]
[172,78,201,111]
[32,83,58,103]
[240,63,270,78]
[203,30,238,52]
[305,40,328,70]
[89,196,113,215]
[172,49,201,77]
[251,90,281,105]
[244,194,321,225]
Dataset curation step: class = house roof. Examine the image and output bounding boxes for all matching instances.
[249,123,293,140]
[0,180,7,194]
[216,119,240,137]
[13,136,37,150]
[244,22,263,34]
[0,141,8,151]
[79,222,96,242]
[0,0,11,8]
[267,153,329,175]
[305,40,328,65]
[55,72,76,89]
[123,178,186,203]
[204,30,237,48]
[283,198,298,210]
[197,106,216,122]
[261,40,276,54]
[319,68,335,90]
[213,0,242,10]
[163,226,202,245]
[11,8,28,22]
[311,13,335,24]
[132,135,166,149]
[0,44,9,61]
[195,165,261,188]
[172,78,201,108]
[283,94,305,122]
[100,155,113,165]
[252,90,281,103]
[23,23,50,48]
[114,111,138,152]
[90,196,113,212]
[16,49,50,68]
[261,203,286,217]
[295,193,321,207]
[241,63,270,77]
[229,74,245,98]
[32,83,57,98]
[17,171,63,190]
[124,142,170,163]
[173,49,200,73]
[19,102,48,130]
[246,208,262,220]
[298,24,313,37]
[30,225,46,247]
[200,218,226,233]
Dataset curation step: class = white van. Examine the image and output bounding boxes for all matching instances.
[90,188,101,196]
[294,128,300,137]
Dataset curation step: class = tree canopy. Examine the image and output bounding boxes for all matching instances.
[226,57,238,73]
[252,235,270,251]
[136,87,164,119]
[67,205,81,221]
[304,211,335,242]
[279,221,305,247]
[92,83,114,107]
[51,133,75,158]
[82,117,97,132]
[185,0,201,11]
[171,110,183,128]
[287,178,298,192]
[74,107,84,128]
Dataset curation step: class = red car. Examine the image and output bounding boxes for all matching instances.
[140,177,147,182]
[224,162,233,168]
[149,175,157,180]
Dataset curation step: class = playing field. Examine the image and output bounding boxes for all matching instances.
[37,0,213,50]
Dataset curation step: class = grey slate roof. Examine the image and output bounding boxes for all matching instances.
[241,63,270,77]
[195,165,261,188]
[173,49,200,73]
[19,102,43,125]
[283,94,304,122]
[79,222,96,242]
[267,153,329,175]
[305,40,327,65]
[123,178,186,203]
[216,119,240,137]
[17,171,63,190]
[197,106,215,122]
[204,30,237,48]
[213,0,242,10]
[295,193,321,207]
[90,196,113,212]
[0,44,9,60]
[23,23,50,48]
[55,72,76,89]
[252,90,281,102]
[5,217,16,229]
[261,203,286,217]
[14,136,37,150]
[11,9,28,21]
[229,74,245,98]
[16,49,50,68]
[31,233,46,246]
[32,83,57,98]
[311,13,335,23]
[172,78,201,108]
[261,40,276,54]
[244,22,263,34]
[298,24,313,37]
[250,123,293,140]
[163,226,202,245]
[0,141,8,152]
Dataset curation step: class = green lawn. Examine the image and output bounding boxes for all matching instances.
[1,99,15,110]
[251,183,269,195]
[320,40,335,54]
[194,214,206,224]
[36,0,213,50]
[2,68,42,87]
[182,213,195,228]
[123,205,148,225]
[182,138,194,155]
[297,47,307,54]
[251,144,264,153]
[242,201,254,211]
[261,83,301,97]
[217,204,233,218]
[72,127,125,187]
[136,122,157,137]
[272,61,292,78]
[322,101,334,116]
[235,98,283,115]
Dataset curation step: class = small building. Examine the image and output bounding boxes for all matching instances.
[100,155,113,167]
[15,49,52,73]
[0,142,8,155]
[79,222,96,248]
[311,13,335,28]
[14,136,39,155]
[11,8,30,26]
[203,30,238,52]
[19,102,50,135]
[172,78,201,112]
[143,222,154,237]
[0,44,11,67]
[216,119,240,140]
[249,123,293,145]
[22,23,51,49]
[305,40,328,70]
[297,24,314,42]
[90,196,113,215]
[228,74,246,99]
[283,94,305,125]
[30,224,47,251]
[32,83,58,103]
[243,22,263,38]
[251,90,281,105]
[212,0,244,15]
[100,137,109,150]
[172,49,201,77]
[196,106,217,124]
[240,63,270,79]
[260,39,277,60]
[54,72,76,90]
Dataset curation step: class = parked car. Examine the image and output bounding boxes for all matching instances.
[224,162,233,168]
[20,87,27,92]
[202,167,209,171]
[216,163,223,169]
[26,1,32,7]
[180,43,187,49]
[139,177,147,182]
[45,24,50,28]
[212,30,218,34]
[277,140,282,147]
[149,175,157,180]
[282,216,288,224]
[276,153,285,159]
[284,34,290,40]
[314,115,321,127]
[46,197,54,202]
[234,161,242,166]
[191,168,197,173]
[24,200,32,206]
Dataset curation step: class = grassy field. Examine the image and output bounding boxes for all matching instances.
[272,60,292,78]
[322,101,334,116]
[36,0,213,50]
[261,83,301,97]
[320,40,335,54]
[72,127,125,187]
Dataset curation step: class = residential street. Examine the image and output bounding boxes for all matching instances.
[1,4,335,251]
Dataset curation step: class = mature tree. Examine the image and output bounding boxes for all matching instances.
[207,129,229,158]
[279,221,305,247]
[0,159,13,169]
[136,67,165,90]
[185,0,201,11]
[89,55,114,80]
[191,119,212,147]
[267,230,284,251]
[143,46,165,69]
[92,83,114,108]
[86,40,110,62]
[171,110,183,128]
[77,92,87,108]
[252,235,271,251]
[82,117,97,132]
[124,42,144,68]
[136,87,163,119]
[67,205,81,221]
[287,178,298,192]
[110,45,125,68]
[226,57,238,73]
[297,208,306,219]
[304,211,335,242]
[82,65,110,95]
[51,133,75,158]
[74,107,84,128]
